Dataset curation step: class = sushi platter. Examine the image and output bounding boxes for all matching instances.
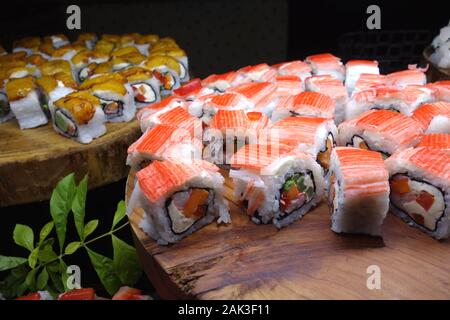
[0,33,190,206]
[126,169,450,300]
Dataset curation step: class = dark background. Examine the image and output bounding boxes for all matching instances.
[1,0,449,298]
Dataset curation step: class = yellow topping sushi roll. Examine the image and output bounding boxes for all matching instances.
[119,66,161,107]
[142,55,181,95]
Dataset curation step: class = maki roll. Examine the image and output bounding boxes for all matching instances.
[202,71,240,92]
[412,101,450,134]
[305,75,349,124]
[417,134,450,153]
[385,67,427,88]
[346,86,433,120]
[305,53,345,81]
[142,55,181,96]
[43,34,70,49]
[79,74,136,122]
[150,47,189,83]
[230,144,325,228]
[71,50,109,82]
[119,66,161,108]
[51,90,106,144]
[37,73,77,108]
[173,78,214,101]
[39,60,74,79]
[274,75,303,97]
[50,44,85,62]
[271,91,336,122]
[126,159,230,245]
[76,33,98,50]
[328,147,390,236]
[235,63,278,83]
[352,73,387,94]
[428,80,450,102]
[6,76,48,129]
[338,109,424,158]
[135,34,160,56]
[110,46,146,71]
[127,124,203,169]
[13,37,41,55]
[195,92,252,124]
[385,147,450,239]
[137,96,186,125]
[273,60,312,82]
[344,60,379,94]
[94,39,116,55]
[228,81,277,115]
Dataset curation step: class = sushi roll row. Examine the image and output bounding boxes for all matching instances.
[0,33,190,144]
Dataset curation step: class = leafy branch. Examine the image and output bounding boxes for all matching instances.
[0,173,142,299]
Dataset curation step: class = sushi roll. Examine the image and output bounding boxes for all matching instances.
[230,144,325,227]
[228,81,278,114]
[127,124,203,169]
[150,47,189,83]
[51,44,86,62]
[13,37,41,55]
[271,91,336,122]
[273,60,312,82]
[198,92,253,124]
[385,147,450,239]
[202,71,240,92]
[173,78,214,101]
[305,75,349,124]
[126,159,230,245]
[344,60,379,94]
[37,72,78,107]
[79,73,136,122]
[412,101,450,134]
[71,50,109,82]
[235,63,278,83]
[111,46,146,71]
[352,73,387,94]
[135,34,160,56]
[203,109,249,165]
[76,33,98,50]
[274,75,303,97]
[94,39,116,55]
[269,116,338,176]
[428,80,450,102]
[346,86,433,120]
[50,90,106,144]
[6,76,48,129]
[417,133,450,153]
[39,59,74,78]
[385,66,427,88]
[338,109,424,158]
[142,55,181,96]
[43,34,70,49]
[139,101,201,133]
[119,66,161,108]
[328,147,390,236]
[305,53,345,81]
[137,96,186,124]
[25,54,48,76]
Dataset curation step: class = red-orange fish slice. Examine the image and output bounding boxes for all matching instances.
[274,75,303,96]
[305,53,345,80]
[417,134,450,153]
[246,111,271,130]
[201,71,238,91]
[385,66,427,88]
[412,101,450,132]
[137,96,185,121]
[237,63,277,82]
[136,159,218,202]
[333,147,390,198]
[338,109,424,155]
[209,109,249,130]
[229,81,277,106]
[352,73,386,93]
[427,80,450,102]
[273,60,312,80]
[291,91,336,119]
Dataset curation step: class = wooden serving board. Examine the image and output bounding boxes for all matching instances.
[127,169,450,300]
[0,119,141,207]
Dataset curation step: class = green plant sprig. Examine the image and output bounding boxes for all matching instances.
[0,173,142,299]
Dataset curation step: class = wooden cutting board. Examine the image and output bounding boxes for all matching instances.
[0,119,141,207]
[127,169,450,300]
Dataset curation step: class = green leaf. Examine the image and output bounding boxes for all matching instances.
[36,268,49,290]
[86,248,121,296]
[15,281,28,297]
[38,242,58,264]
[72,175,88,239]
[0,255,27,272]
[112,200,126,229]
[0,264,29,299]
[59,260,69,291]
[25,268,38,290]
[83,219,99,239]
[28,248,39,268]
[48,268,64,293]
[13,224,34,252]
[111,235,142,285]
[64,242,81,255]
[50,173,76,251]
[39,221,54,244]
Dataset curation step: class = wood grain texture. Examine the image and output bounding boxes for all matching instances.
[0,119,141,206]
[127,169,450,300]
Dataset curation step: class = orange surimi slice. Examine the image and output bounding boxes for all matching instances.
[291,91,336,119]
[417,134,450,153]
[412,101,450,131]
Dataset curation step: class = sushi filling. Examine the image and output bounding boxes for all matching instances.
[54,108,78,137]
[372,106,400,113]
[279,171,315,218]
[166,188,213,235]
[0,92,10,117]
[154,70,175,91]
[347,135,390,159]
[328,172,339,214]
[78,67,92,82]
[179,62,187,80]
[96,97,124,120]
[317,132,335,172]
[131,82,156,104]
[240,181,265,217]
[390,173,446,232]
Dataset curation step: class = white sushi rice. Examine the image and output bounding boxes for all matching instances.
[385,149,450,239]
[426,114,450,134]
[329,149,389,236]
[345,63,380,94]
[126,76,161,109]
[9,90,48,129]
[93,89,136,123]
[127,170,230,245]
